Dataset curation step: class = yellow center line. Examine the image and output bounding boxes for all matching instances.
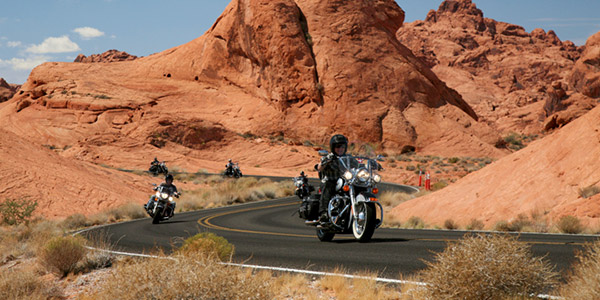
[197,201,591,246]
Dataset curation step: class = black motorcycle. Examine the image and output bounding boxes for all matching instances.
[302,150,384,242]
[224,163,243,178]
[149,160,169,176]
[145,184,179,224]
[294,173,318,219]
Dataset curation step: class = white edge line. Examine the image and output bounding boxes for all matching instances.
[81,245,562,299]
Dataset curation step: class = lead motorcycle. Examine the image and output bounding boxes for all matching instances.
[149,161,169,176]
[224,163,243,178]
[303,150,384,242]
[145,184,179,224]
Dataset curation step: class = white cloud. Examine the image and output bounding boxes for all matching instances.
[73,27,105,40]
[26,35,80,54]
[7,41,22,48]
[0,55,52,70]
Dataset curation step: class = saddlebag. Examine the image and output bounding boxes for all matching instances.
[298,194,320,220]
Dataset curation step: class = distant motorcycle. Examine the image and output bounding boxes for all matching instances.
[294,172,318,220]
[224,163,243,178]
[145,184,179,224]
[303,150,384,243]
[149,160,168,176]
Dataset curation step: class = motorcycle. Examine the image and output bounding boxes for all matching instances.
[224,163,243,178]
[145,184,179,224]
[149,161,169,176]
[304,150,384,242]
[294,173,318,220]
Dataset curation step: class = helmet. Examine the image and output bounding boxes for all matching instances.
[329,134,348,155]
[300,171,305,176]
[165,174,174,181]
[228,159,232,162]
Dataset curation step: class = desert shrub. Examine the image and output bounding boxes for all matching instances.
[443,219,458,230]
[559,241,600,299]
[61,213,89,229]
[430,181,448,191]
[0,267,60,299]
[39,235,87,277]
[0,198,38,225]
[177,232,234,261]
[406,165,416,171]
[447,157,460,164]
[420,234,558,299]
[579,185,600,199]
[378,191,414,207]
[105,202,147,221]
[88,254,271,300]
[466,218,485,230]
[405,216,425,229]
[494,215,532,232]
[557,215,584,234]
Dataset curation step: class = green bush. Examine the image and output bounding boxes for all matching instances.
[177,232,234,261]
[39,235,87,277]
[0,198,38,225]
[557,215,584,234]
[420,234,557,299]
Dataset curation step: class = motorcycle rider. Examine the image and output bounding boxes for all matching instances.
[315,134,348,223]
[225,159,234,176]
[145,174,178,217]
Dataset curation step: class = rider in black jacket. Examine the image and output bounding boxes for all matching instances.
[145,174,179,217]
[315,134,348,222]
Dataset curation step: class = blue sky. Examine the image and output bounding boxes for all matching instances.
[1,0,599,84]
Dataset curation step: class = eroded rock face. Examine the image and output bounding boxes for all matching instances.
[0,78,19,103]
[74,49,138,63]
[570,31,600,98]
[397,0,590,135]
[4,0,502,158]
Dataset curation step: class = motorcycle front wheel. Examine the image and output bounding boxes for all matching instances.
[316,228,335,242]
[352,202,376,242]
[152,210,162,224]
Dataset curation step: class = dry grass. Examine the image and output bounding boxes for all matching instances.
[0,265,61,299]
[84,254,272,300]
[559,241,600,299]
[443,219,459,230]
[317,269,399,300]
[419,233,558,299]
[579,184,600,199]
[178,177,294,211]
[466,218,485,230]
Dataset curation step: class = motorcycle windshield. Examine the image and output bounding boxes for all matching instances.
[338,156,379,186]
[157,185,176,195]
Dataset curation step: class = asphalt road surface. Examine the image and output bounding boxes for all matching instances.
[83,179,599,279]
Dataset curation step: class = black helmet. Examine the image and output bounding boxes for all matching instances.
[300,171,305,176]
[165,174,174,181]
[329,134,348,155]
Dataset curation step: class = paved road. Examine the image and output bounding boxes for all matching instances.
[83,179,599,279]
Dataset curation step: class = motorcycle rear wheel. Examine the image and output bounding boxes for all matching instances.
[352,202,376,242]
[316,228,335,242]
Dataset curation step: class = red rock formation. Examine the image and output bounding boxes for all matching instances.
[570,31,600,98]
[390,103,600,228]
[74,49,137,63]
[397,0,590,135]
[0,78,19,103]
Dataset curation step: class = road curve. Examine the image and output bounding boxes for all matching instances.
[83,180,599,279]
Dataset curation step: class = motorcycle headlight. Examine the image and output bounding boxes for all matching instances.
[160,192,169,199]
[343,171,353,181]
[155,191,160,197]
[357,169,370,182]
[168,196,174,201]
[373,174,381,183]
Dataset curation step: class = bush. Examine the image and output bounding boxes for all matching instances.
[177,232,234,261]
[559,241,600,299]
[443,219,458,230]
[557,215,584,234]
[579,185,600,199]
[466,218,485,230]
[0,198,38,225]
[39,235,87,277]
[88,254,272,300]
[420,234,557,299]
[404,216,425,229]
[0,267,59,299]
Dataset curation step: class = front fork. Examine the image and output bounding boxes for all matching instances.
[350,186,384,229]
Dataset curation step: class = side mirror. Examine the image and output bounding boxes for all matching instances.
[376,155,385,162]
[318,150,329,157]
